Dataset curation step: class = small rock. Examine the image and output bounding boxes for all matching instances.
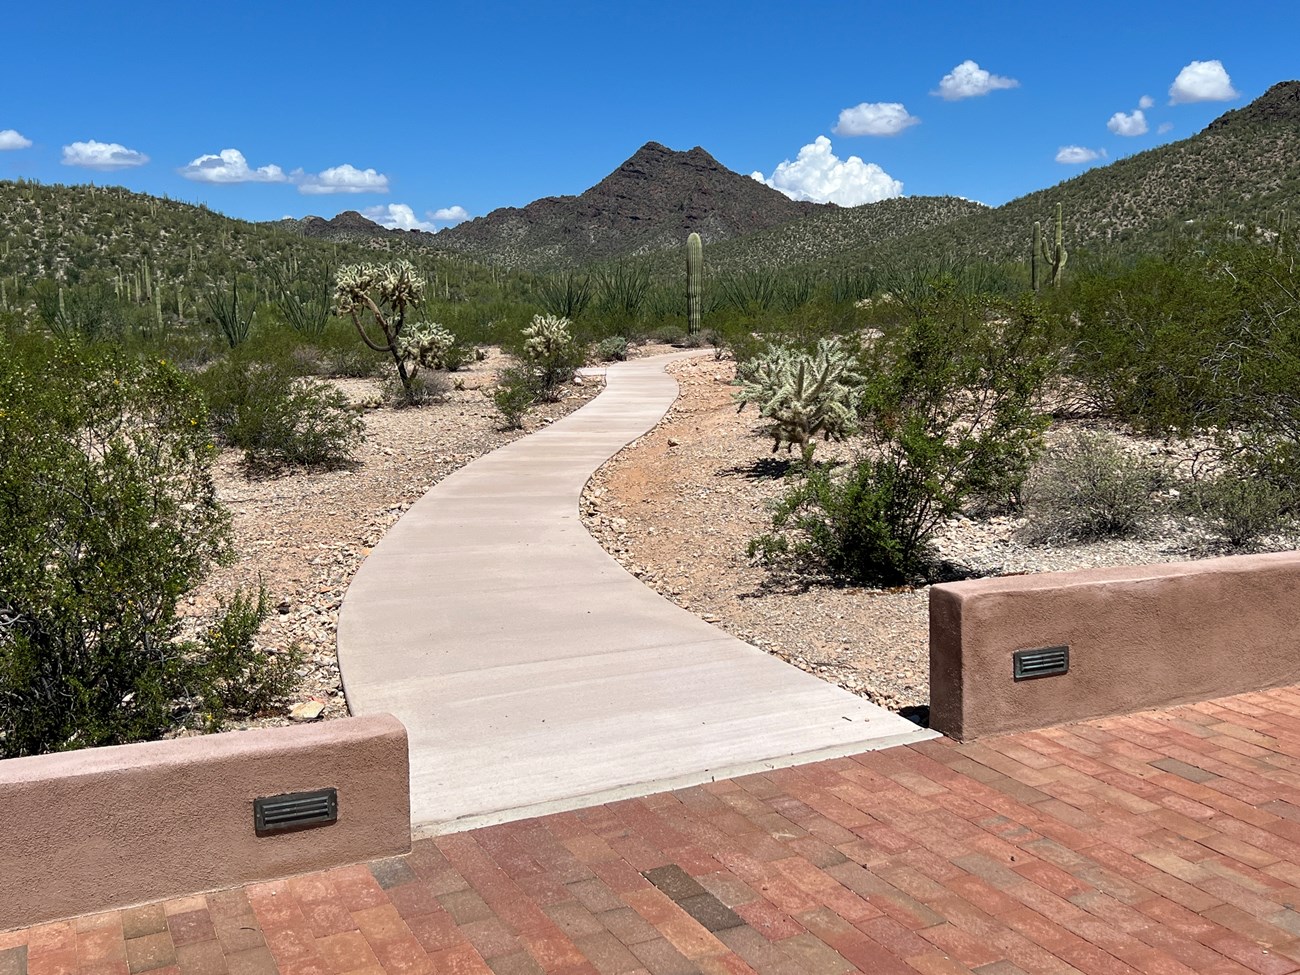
[667,437,680,447]
[289,700,326,722]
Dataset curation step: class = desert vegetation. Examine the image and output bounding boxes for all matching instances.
[2,79,1299,748]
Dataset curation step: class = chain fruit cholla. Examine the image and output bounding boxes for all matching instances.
[734,337,864,463]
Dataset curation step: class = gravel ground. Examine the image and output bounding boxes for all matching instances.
[178,347,602,734]
[581,355,1298,715]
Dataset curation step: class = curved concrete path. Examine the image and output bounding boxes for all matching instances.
[338,351,936,833]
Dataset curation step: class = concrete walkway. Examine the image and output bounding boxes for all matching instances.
[337,352,935,833]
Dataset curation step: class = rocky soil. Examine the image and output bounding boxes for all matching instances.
[196,347,1295,733]
[179,348,602,733]
[580,355,1297,715]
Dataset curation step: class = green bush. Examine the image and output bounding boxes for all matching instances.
[1021,432,1167,543]
[750,295,1053,584]
[1184,466,1296,550]
[522,314,584,402]
[596,335,629,362]
[750,456,936,584]
[198,354,362,468]
[0,342,296,756]
[491,364,538,429]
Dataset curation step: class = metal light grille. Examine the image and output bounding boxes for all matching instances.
[1013,645,1070,681]
[253,788,337,833]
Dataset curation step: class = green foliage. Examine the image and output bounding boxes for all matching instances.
[206,277,256,348]
[749,456,938,584]
[34,281,127,340]
[735,338,863,463]
[1184,465,1296,550]
[596,335,629,361]
[1065,236,1300,446]
[187,587,301,732]
[1020,432,1167,543]
[0,342,293,756]
[267,257,333,339]
[594,264,651,323]
[197,353,363,469]
[750,295,1053,584]
[522,313,583,401]
[535,271,593,320]
[491,363,538,429]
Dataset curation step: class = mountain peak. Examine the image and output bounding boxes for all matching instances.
[1206,80,1300,132]
[436,140,821,267]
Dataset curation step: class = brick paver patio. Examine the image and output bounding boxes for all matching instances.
[10,685,1300,975]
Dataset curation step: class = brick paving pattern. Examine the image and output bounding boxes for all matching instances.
[10,686,1300,974]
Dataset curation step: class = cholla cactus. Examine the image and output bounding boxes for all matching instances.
[334,259,426,402]
[398,321,456,371]
[735,338,863,463]
[522,313,572,361]
[521,314,579,401]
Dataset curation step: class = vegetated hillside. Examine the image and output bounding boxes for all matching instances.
[844,80,1300,270]
[642,195,988,276]
[432,142,826,269]
[0,180,425,287]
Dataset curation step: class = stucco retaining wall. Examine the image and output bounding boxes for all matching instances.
[0,714,410,931]
[929,551,1300,740]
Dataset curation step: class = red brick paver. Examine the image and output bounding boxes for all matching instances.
[14,687,1300,974]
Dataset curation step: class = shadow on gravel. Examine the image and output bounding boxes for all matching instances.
[718,457,797,481]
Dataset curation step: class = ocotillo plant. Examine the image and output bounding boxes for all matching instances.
[686,231,703,335]
[1039,203,1068,288]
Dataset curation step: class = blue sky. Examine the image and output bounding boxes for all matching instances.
[1,1,1295,232]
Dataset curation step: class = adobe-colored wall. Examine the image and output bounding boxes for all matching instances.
[0,715,410,931]
[929,551,1300,741]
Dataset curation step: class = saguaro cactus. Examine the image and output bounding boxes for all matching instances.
[1031,220,1042,292]
[685,231,703,335]
[1039,203,1068,288]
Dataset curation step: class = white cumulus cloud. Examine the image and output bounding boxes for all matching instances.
[61,140,149,170]
[0,129,32,150]
[751,136,902,206]
[293,163,390,195]
[363,204,436,232]
[1107,109,1148,136]
[430,205,470,224]
[180,148,287,184]
[1139,95,1155,109]
[932,60,1019,100]
[1056,145,1106,164]
[1169,60,1238,104]
[833,102,919,136]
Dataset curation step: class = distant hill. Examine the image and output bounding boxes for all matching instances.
[833,80,1300,271]
[432,142,826,268]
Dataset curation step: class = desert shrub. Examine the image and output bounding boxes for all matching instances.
[383,369,449,408]
[189,588,301,731]
[522,314,584,401]
[198,354,362,468]
[315,321,384,377]
[491,364,538,429]
[751,295,1053,584]
[1021,432,1167,543]
[1183,465,1296,550]
[0,342,295,756]
[597,336,629,362]
[750,456,937,584]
